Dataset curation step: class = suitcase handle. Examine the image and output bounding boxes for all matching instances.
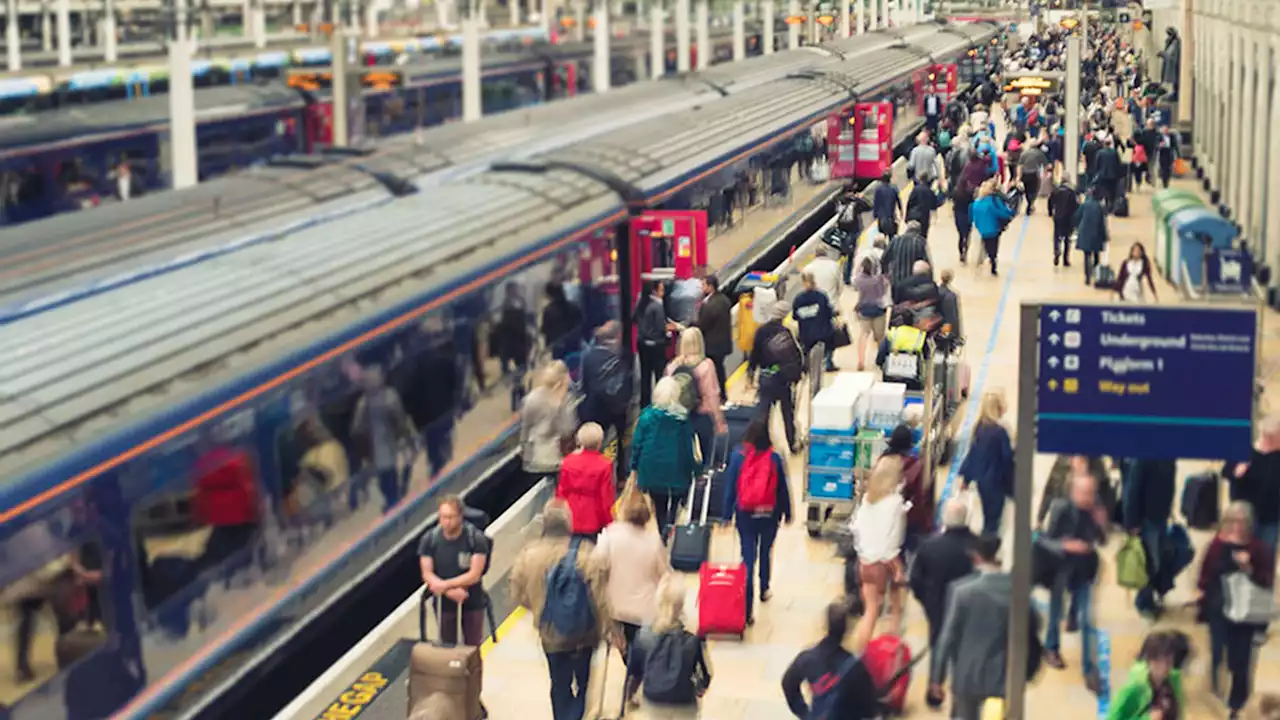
[419,588,465,646]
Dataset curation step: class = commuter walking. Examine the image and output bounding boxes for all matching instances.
[631,377,698,540]
[807,245,843,307]
[1048,182,1080,268]
[555,423,616,541]
[880,220,930,289]
[793,271,838,373]
[1115,242,1159,302]
[350,366,417,512]
[970,180,1016,277]
[1018,139,1050,214]
[722,418,794,625]
[748,302,803,455]
[951,153,989,263]
[882,424,932,554]
[1154,125,1179,188]
[1120,459,1176,616]
[836,191,871,285]
[509,501,615,720]
[1092,138,1123,212]
[872,169,902,240]
[905,174,939,240]
[594,491,670,709]
[850,455,908,650]
[624,578,712,717]
[540,282,583,360]
[930,535,1024,720]
[852,257,889,372]
[695,275,733,401]
[1108,631,1188,720]
[665,327,727,463]
[910,498,976,709]
[781,602,880,719]
[1223,416,1280,557]
[635,280,675,408]
[1198,500,1275,717]
[1073,187,1110,286]
[959,391,1014,536]
[578,321,633,477]
[519,361,580,484]
[1041,474,1107,695]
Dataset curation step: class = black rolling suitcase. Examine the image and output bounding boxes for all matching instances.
[1181,472,1220,530]
[673,436,729,570]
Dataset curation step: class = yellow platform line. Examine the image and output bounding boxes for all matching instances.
[479,606,527,659]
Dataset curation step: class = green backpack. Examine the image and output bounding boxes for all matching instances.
[1116,535,1149,591]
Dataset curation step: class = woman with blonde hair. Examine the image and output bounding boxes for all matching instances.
[519,360,579,482]
[665,327,727,465]
[631,377,698,539]
[595,489,669,692]
[625,576,712,715]
[850,453,908,649]
[960,391,1014,535]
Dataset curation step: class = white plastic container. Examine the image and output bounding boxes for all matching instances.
[867,382,907,428]
[811,372,876,431]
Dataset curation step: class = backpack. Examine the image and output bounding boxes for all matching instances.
[425,520,492,576]
[541,538,595,638]
[593,348,631,415]
[937,128,952,151]
[643,630,702,704]
[736,447,777,512]
[1115,535,1149,591]
[671,363,703,413]
[808,654,861,720]
[765,328,803,383]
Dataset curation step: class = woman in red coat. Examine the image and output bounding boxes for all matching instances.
[555,423,616,540]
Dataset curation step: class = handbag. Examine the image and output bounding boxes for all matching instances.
[831,324,852,349]
[1222,571,1277,625]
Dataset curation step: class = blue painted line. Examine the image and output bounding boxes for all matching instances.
[1029,596,1111,717]
[1039,413,1252,427]
[934,213,1032,522]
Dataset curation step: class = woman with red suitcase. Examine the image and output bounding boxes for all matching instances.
[849,456,908,651]
[721,419,793,626]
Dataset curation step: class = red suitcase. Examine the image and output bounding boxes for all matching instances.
[697,562,747,639]
[862,634,913,715]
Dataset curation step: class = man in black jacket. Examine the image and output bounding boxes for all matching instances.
[578,321,634,475]
[1091,138,1124,213]
[749,302,801,454]
[905,175,939,240]
[781,602,880,718]
[1047,183,1079,267]
[910,499,976,708]
[1121,458,1177,616]
[696,274,734,401]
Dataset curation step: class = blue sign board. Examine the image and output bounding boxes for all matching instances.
[1036,304,1257,460]
[1205,248,1254,295]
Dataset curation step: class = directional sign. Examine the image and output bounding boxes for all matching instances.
[1036,303,1258,460]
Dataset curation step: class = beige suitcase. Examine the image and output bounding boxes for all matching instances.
[408,591,483,719]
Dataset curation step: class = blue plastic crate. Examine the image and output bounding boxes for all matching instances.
[808,442,856,468]
[807,470,856,501]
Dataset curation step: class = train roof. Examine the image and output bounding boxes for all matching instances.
[0,83,305,155]
[0,21,1000,493]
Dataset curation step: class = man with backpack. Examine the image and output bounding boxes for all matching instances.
[509,501,615,720]
[781,602,880,718]
[419,495,491,651]
[748,301,803,455]
[578,321,633,478]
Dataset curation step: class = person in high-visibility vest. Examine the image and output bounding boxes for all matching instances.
[876,322,928,391]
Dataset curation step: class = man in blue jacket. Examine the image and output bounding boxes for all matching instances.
[792,270,838,372]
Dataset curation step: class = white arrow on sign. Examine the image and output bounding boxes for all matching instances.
[1047,357,1060,368]
[1048,310,1061,322]
[1048,334,1061,346]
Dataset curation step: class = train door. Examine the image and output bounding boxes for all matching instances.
[626,210,708,334]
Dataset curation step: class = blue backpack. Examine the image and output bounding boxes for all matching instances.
[541,538,595,638]
[808,654,861,719]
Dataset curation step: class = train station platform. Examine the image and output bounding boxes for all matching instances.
[469,183,1280,719]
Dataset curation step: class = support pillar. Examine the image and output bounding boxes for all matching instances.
[574,1,585,41]
[762,0,774,54]
[592,0,610,91]
[675,0,690,72]
[56,0,71,67]
[695,0,708,70]
[41,10,51,52]
[1249,27,1268,246]
[293,0,302,26]
[103,0,118,62]
[6,0,20,70]
[1236,25,1256,235]
[462,14,482,122]
[365,3,379,38]
[787,0,798,48]
[168,38,199,190]
[649,3,663,78]
[732,0,745,60]
[855,0,863,35]
[1064,36,1082,188]
[1266,32,1280,265]
[839,0,849,39]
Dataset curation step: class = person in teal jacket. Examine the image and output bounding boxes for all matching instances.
[970,181,1016,276]
[631,376,697,541]
[1107,631,1187,720]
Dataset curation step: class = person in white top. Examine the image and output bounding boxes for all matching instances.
[595,490,670,707]
[806,245,843,308]
[851,455,908,650]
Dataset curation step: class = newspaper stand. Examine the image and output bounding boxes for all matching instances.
[803,355,942,537]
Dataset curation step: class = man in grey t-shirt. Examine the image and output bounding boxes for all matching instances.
[907,131,938,184]
[1017,141,1051,215]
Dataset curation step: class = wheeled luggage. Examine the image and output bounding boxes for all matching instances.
[697,561,748,638]
[670,478,714,572]
[862,635,920,715]
[1181,472,1220,530]
[408,591,483,719]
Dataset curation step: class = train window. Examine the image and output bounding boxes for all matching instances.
[0,515,108,705]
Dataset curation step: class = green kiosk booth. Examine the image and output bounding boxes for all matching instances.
[1152,189,1207,283]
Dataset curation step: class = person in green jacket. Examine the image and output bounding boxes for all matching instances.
[631,377,697,541]
[1107,631,1187,720]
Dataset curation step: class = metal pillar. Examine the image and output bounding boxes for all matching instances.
[732,0,745,60]
[168,38,199,190]
[856,0,863,35]
[1266,30,1280,266]
[6,0,20,70]
[675,0,690,72]
[574,1,585,41]
[650,3,664,78]
[839,0,849,38]
[787,0,799,48]
[462,15,482,122]
[56,0,71,67]
[1005,303,1039,720]
[1230,14,1246,217]
[365,3,380,38]
[695,0,709,70]
[1064,36,1082,188]
[41,10,50,52]
[592,0,610,92]
[762,0,774,54]
[103,0,117,62]
[1250,30,1268,247]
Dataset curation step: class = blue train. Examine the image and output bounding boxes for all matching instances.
[0,21,999,720]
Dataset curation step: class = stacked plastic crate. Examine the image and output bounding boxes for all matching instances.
[807,373,876,503]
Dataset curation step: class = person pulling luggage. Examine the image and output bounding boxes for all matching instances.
[722,418,793,625]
